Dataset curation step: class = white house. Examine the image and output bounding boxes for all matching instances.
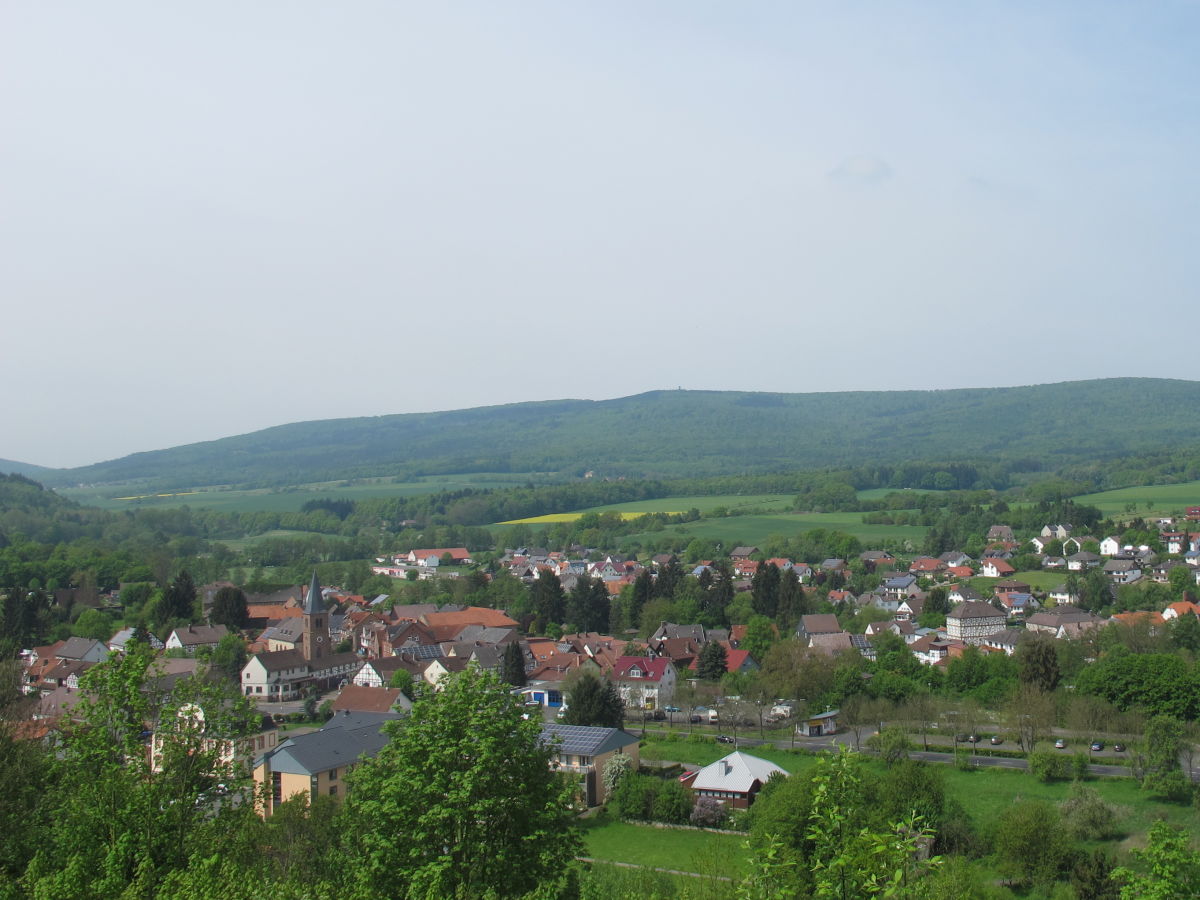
[611,656,676,709]
[1099,537,1122,557]
[946,602,1006,645]
[165,624,229,654]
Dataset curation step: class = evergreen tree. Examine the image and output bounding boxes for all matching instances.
[161,570,197,623]
[1016,636,1061,693]
[629,569,654,629]
[501,640,527,687]
[697,641,728,681]
[751,562,781,619]
[530,572,566,628]
[563,671,624,728]
[654,558,683,600]
[209,586,248,630]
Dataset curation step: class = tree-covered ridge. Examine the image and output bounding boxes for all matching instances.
[34,377,1200,489]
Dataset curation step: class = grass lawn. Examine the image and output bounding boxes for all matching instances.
[1073,480,1200,517]
[970,570,1068,592]
[579,811,750,879]
[939,766,1198,851]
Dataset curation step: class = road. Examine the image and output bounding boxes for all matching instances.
[633,724,1142,779]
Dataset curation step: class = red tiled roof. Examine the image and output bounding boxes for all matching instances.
[612,656,673,682]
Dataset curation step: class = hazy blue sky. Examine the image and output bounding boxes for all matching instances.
[4,2,1198,468]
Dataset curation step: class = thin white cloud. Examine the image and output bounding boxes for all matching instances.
[828,155,893,184]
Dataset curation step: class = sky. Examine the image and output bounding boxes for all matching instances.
[3,2,1199,468]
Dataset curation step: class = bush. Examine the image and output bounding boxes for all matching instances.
[652,779,693,825]
[690,797,728,829]
[1143,770,1194,804]
[611,774,659,821]
[1029,749,1072,782]
[1058,784,1117,840]
[1072,752,1093,780]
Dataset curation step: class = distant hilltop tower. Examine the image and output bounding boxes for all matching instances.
[301,571,326,661]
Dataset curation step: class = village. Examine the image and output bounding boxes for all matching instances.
[17,503,1200,823]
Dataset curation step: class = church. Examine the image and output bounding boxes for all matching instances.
[240,572,360,701]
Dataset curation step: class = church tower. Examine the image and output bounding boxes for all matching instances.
[301,571,326,661]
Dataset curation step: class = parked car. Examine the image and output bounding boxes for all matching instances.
[689,714,702,724]
[989,736,1003,745]
[954,733,969,743]
[1054,738,1067,749]
[1113,743,1126,753]
[664,706,681,713]
[967,735,980,744]
[1090,741,1104,752]
[716,735,735,744]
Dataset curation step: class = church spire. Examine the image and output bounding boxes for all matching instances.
[303,571,323,615]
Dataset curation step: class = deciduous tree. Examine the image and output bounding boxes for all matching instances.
[343,669,578,898]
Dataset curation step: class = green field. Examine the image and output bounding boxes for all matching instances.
[58,475,526,513]
[580,812,749,878]
[970,570,1069,593]
[628,513,927,548]
[1074,480,1200,517]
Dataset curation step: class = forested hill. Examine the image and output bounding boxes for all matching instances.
[34,378,1200,489]
[0,458,50,478]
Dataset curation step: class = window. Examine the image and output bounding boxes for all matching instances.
[329,768,338,781]
[272,772,282,804]
[329,785,338,796]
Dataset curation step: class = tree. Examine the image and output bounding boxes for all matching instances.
[1059,783,1117,841]
[1071,849,1119,900]
[1113,820,1200,899]
[1016,635,1061,693]
[501,640,526,687]
[208,632,248,680]
[740,615,776,665]
[389,668,416,700]
[1003,683,1057,754]
[209,585,248,630]
[22,643,259,897]
[159,569,197,625]
[751,562,781,619]
[697,641,728,681]
[530,572,566,629]
[602,750,632,799]
[562,671,623,728]
[343,668,579,898]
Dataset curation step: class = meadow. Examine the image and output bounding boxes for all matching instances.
[580,812,749,879]
[629,513,927,548]
[970,570,1069,592]
[632,739,1197,855]
[59,474,525,513]
[1073,479,1200,517]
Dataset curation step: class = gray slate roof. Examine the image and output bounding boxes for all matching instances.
[261,711,400,775]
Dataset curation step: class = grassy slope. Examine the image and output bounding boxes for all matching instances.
[1073,479,1200,516]
[580,813,750,878]
[619,740,1197,872]
[59,475,523,513]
